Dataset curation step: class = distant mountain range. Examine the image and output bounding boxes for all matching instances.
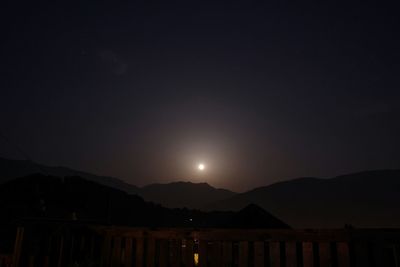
[208,170,400,228]
[1,157,400,228]
[140,182,235,209]
[0,157,139,194]
[0,173,288,229]
[0,157,236,209]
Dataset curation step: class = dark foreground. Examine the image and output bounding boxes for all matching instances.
[1,221,400,267]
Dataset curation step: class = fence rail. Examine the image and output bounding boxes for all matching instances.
[2,222,400,267]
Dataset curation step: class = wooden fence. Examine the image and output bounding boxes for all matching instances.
[3,222,400,267]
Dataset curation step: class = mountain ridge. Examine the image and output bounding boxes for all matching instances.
[2,157,400,228]
[0,173,289,229]
[0,157,139,194]
[0,157,236,208]
[207,169,400,228]
[140,180,236,209]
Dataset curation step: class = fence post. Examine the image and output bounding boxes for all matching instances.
[184,239,194,267]
[146,237,155,267]
[238,241,248,267]
[254,241,264,267]
[319,242,332,267]
[221,241,232,267]
[12,227,24,267]
[302,242,314,267]
[136,237,144,267]
[269,241,280,267]
[336,242,350,267]
[198,240,208,267]
[286,242,297,267]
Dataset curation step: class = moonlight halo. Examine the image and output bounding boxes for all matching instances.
[198,163,205,171]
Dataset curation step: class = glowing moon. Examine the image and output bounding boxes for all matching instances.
[198,163,205,171]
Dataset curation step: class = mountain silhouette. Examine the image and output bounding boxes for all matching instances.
[207,170,400,228]
[0,157,139,193]
[140,181,236,209]
[2,157,400,228]
[0,174,289,229]
[0,157,236,209]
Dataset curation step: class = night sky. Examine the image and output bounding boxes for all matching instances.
[1,1,400,191]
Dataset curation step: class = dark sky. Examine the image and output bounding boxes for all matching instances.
[1,1,400,191]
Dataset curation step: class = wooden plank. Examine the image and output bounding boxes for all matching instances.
[372,242,384,267]
[394,245,400,267]
[44,256,49,267]
[146,238,155,267]
[47,236,55,267]
[12,227,24,267]
[158,239,168,267]
[101,234,112,267]
[80,236,86,253]
[336,242,350,267]
[89,235,95,261]
[49,236,57,267]
[198,240,208,267]
[69,235,75,264]
[354,242,370,267]
[210,241,222,267]
[254,241,264,267]
[57,236,64,267]
[169,239,181,267]
[110,228,400,243]
[112,237,122,266]
[286,242,297,267]
[221,242,232,267]
[195,229,352,242]
[78,235,86,264]
[238,241,248,267]
[270,242,281,267]
[136,238,144,267]
[319,242,332,267]
[28,255,35,267]
[90,227,400,242]
[302,242,314,267]
[125,238,133,267]
[184,239,194,267]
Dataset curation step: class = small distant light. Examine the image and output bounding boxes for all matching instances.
[189,218,193,221]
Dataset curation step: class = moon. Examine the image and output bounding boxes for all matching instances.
[198,163,205,171]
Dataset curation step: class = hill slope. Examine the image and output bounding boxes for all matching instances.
[0,157,139,194]
[0,174,289,228]
[139,181,236,209]
[209,170,400,228]
[0,157,236,208]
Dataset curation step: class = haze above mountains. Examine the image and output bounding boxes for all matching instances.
[1,157,400,228]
